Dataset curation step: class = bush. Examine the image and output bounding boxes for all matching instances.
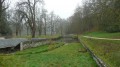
[105,25,120,33]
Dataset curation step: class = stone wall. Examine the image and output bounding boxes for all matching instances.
[19,37,62,50]
[19,36,78,51]
[20,39,51,51]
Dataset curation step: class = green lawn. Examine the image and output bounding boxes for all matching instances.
[0,43,97,67]
[84,32,120,38]
[81,32,120,67]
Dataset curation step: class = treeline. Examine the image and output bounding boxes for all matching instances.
[0,0,12,36]
[66,0,120,34]
[1,0,120,37]
[0,0,66,37]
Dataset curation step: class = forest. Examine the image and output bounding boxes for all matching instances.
[0,0,120,37]
[0,0,67,38]
[67,0,120,34]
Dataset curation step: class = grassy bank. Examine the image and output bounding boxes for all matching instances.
[0,43,97,67]
[81,32,120,67]
[84,32,120,38]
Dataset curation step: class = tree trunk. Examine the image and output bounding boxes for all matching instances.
[38,29,42,36]
[27,26,29,36]
[44,20,46,35]
[16,29,18,36]
[0,1,2,33]
[31,29,35,38]
[31,24,36,38]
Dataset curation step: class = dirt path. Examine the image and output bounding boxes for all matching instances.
[83,36,120,41]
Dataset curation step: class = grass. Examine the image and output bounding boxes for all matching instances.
[0,43,97,67]
[15,42,64,55]
[80,34,120,67]
[84,31,120,38]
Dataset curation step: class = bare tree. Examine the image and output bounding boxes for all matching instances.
[16,0,43,38]
[37,16,43,36]
[41,8,47,35]
[49,12,54,35]
[12,12,22,36]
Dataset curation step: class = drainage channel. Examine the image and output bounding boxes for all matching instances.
[0,36,79,56]
[62,35,107,67]
[79,38,107,67]
[17,36,79,55]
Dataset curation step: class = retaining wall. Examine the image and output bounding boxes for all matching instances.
[79,38,107,67]
[20,37,63,51]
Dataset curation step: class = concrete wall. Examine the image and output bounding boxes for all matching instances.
[20,39,52,51]
[19,36,78,51]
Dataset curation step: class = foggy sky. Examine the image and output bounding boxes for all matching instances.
[10,0,82,19]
